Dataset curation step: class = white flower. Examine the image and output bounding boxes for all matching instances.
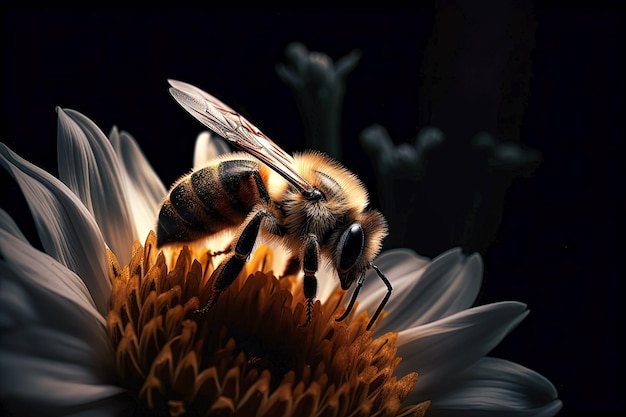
[0,108,561,416]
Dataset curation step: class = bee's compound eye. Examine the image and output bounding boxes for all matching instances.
[338,223,364,272]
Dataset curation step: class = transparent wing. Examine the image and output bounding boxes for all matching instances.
[168,79,314,193]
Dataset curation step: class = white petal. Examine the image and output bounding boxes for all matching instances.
[1,326,113,379]
[425,358,562,417]
[0,351,126,416]
[0,275,35,327]
[0,208,28,243]
[0,143,110,314]
[0,232,106,328]
[109,127,167,241]
[64,398,133,417]
[193,131,231,169]
[382,249,482,333]
[0,270,107,359]
[57,108,135,263]
[359,248,482,335]
[0,234,122,415]
[0,238,123,413]
[397,301,529,403]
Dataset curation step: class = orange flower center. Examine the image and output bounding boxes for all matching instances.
[106,232,428,416]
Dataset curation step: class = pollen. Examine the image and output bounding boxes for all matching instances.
[106,232,429,417]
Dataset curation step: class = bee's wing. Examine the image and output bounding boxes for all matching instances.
[168,80,314,193]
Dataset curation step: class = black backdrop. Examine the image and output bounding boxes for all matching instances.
[1,4,623,416]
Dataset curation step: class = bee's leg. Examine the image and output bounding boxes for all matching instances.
[301,234,320,327]
[195,209,271,317]
[335,264,391,331]
[334,270,365,322]
[366,263,392,331]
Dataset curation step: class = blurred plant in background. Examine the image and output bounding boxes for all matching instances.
[277,0,541,257]
[276,42,361,161]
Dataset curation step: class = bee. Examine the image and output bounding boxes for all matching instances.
[159,80,391,330]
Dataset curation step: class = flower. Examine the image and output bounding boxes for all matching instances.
[0,108,562,416]
[276,42,361,160]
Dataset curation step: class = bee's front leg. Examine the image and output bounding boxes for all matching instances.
[195,208,275,317]
[301,234,320,327]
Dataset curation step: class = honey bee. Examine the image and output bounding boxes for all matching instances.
[159,80,391,330]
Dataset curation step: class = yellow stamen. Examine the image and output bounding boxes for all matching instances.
[106,231,428,416]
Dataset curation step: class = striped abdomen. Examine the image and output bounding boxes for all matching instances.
[156,159,270,246]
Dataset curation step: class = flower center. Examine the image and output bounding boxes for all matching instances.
[106,232,427,417]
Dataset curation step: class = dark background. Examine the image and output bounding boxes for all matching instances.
[1,3,623,416]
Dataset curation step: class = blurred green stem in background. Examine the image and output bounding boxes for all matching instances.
[277,42,360,161]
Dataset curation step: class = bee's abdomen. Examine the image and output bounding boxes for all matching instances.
[156,160,269,246]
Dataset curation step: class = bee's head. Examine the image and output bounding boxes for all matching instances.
[335,210,387,290]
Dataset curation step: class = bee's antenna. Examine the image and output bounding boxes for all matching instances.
[335,270,366,323]
[366,263,392,331]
